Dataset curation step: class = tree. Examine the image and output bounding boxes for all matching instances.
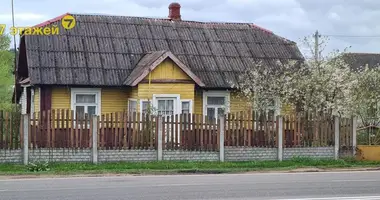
[0,33,15,111]
[235,35,355,117]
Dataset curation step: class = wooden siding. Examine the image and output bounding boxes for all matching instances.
[138,83,195,112]
[194,88,203,115]
[138,83,195,99]
[281,104,294,115]
[230,91,251,113]
[144,59,191,80]
[51,87,70,110]
[101,88,129,114]
[34,87,40,113]
[48,87,130,115]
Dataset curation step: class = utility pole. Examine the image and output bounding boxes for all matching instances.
[314,30,321,62]
[11,0,18,109]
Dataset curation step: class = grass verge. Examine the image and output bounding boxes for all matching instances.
[0,157,379,176]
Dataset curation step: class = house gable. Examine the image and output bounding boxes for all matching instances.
[144,58,191,81]
[124,51,205,87]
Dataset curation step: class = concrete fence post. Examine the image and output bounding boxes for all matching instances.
[23,114,29,165]
[92,115,98,164]
[277,116,283,161]
[334,116,340,160]
[157,117,163,161]
[219,116,225,162]
[352,116,357,157]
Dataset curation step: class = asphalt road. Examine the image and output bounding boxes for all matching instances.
[1,171,380,200]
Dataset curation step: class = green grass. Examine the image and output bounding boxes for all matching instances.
[0,157,379,176]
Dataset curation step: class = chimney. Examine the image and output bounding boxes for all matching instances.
[168,2,181,21]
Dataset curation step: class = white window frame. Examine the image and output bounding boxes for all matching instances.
[70,88,101,118]
[180,99,193,114]
[152,94,181,116]
[203,90,230,122]
[128,98,137,113]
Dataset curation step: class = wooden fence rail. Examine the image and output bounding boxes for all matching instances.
[0,109,356,150]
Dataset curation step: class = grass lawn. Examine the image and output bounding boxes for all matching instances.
[0,157,379,176]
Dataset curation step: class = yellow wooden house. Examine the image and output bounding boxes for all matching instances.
[14,3,303,120]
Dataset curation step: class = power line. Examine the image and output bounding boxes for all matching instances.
[322,34,380,38]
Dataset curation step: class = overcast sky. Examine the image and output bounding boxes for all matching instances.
[1,0,380,55]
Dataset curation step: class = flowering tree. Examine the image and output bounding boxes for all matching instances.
[350,64,380,125]
[235,36,356,117]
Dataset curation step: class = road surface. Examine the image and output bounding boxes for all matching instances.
[1,171,380,200]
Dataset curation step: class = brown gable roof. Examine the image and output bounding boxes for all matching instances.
[21,13,304,88]
[124,50,205,87]
[342,53,380,72]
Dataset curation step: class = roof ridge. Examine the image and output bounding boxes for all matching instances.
[32,13,70,28]
[36,12,276,32]
[27,12,302,44]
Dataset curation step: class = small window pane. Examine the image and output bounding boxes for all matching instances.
[76,94,96,103]
[167,100,174,115]
[75,106,85,119]
[129,100,137,113]
[158,100,165,110]
[207,108,215,121]
[142,101,150,114]
[207,97,225,105]
[182,102,190,114]
[88,106,96,116]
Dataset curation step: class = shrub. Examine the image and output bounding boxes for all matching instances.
[26,161,50,172]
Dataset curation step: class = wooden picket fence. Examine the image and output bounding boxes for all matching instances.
[0,109,355,151]
[28,110,158,150]
[339,117,354,148]
[225,111,277,147]
[162,114,219,151]
[0,111,21,150]
[282,114,335,147]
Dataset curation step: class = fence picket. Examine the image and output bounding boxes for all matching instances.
[114,112,119,149]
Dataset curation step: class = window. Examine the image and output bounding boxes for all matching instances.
[180,100,192,114]
[128,99,137,113]
[181,102,190,114]
[71,88,101,119]
[203,91,230,123]
[152,94,180,116]
[157,99,174,115]
[140,100,151,115]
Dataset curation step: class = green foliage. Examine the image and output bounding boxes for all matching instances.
[357,128,380,145]
[0,33,14,111]
[26,161,50,172]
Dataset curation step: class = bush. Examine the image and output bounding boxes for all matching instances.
[26,161,50,172]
